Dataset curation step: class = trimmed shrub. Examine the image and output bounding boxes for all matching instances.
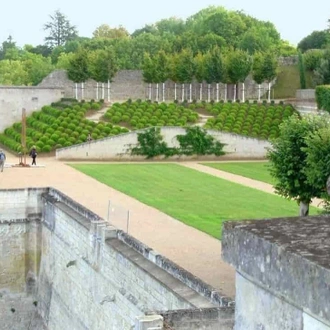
[316,85,330,112]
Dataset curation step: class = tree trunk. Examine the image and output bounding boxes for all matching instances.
[216,83,219,102]
[156,83,159,102]
[102,83,105,99]
[233,84,237,102]
[258,84,261,102]
[299,201,310,217]
[75,83,78,100]
[148,83,152,100]
[182,84,185,102]
[200,83,203,101]
[208,84,211,102]
[162,83,165,102]
[268,82,271,102]
[174,83,177,101]
[96,82,99,100]
[224,84,227,102]
[107,80,110,103]
[242,82,245,102]
[81,82,84,100]
[189,84,192,102]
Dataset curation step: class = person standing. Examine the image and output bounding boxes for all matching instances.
[0,149,6,172]
[29,146,37,166]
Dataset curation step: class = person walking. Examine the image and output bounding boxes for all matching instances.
[0,149,6,172]
[29,146,37,166]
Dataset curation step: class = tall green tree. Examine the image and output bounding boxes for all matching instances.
[226,49,252,101]
[44,10,78,48]
[298,51,307,89]
[175,49,195,102]
[89,47,118,101]
[252,52,265,101]
[67,49,90,99]
[262,51,278,101]
[194,52,206,100]
[154,50,169,102]
[0,35,18,60]
[142,52,157,100]
[267,115,328,216]
[92,24,129,39]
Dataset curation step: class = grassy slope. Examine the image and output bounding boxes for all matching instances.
[71,164,317,239]
[273,65,314,99]
[202,162,274,185]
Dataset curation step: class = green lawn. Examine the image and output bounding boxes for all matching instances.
[71,164,317,239]
[202,162,274,185]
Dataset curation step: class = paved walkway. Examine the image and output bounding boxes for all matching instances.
[0,154,236,298]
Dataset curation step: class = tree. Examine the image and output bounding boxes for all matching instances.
[67,49,90,99]
[203,46,226,102]
[314,49,330,85]
[267,115,328,216]
[0,35,19,60]
[298,51,307,89]
[298,30,328,52]
[89,47,118,101]
[93,24,129,39]
[142,52,157,100]
[194,52,206,101]
[252,52,265,101]
[44,10,78,48]
[0,60,29,85]
[154,50,169,102]
[226,49,252,101]
[175,49,195,102]
[262,51,278,101]
[304,125,330,204]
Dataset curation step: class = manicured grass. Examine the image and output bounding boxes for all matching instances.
[71,164,317,239]
[273,65,314,99]
[202,162,275,185]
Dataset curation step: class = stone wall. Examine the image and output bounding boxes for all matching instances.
[39,69,272,102]
[56,127,270,161]
[296,89,315,100]
[278,56,299,66]
[0,188,234,330]
[0,87,64,133]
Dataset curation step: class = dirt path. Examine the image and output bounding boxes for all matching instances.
[0,154,236,298]
[180,162,323,208]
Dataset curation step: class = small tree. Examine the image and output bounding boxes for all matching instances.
[142,52,156,100]
[226,49,252,102]
[267,115,328,216]
[194,52,206,101]
[44,10,78,48]
[67,48,90,100]
[298,51,307,89]
[252,52,265,102]
[154,50,169,102]
[262,51,278,102]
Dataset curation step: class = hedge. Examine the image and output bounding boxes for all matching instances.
[316,85,330,112]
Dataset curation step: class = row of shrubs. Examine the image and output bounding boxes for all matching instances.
[204,103,297,139]
[0,100,128,153]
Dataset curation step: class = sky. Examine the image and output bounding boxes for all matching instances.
[0,0,329,47]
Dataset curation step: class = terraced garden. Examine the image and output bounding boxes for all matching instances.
[0,99,129,153]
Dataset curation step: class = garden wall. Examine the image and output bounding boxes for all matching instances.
[56,127,270,161]
[0,87,64,133]
[0,187,234,330]
[39,70,272,102]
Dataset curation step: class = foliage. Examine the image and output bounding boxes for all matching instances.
[226,49,252,84]
[304,126,330,201]
[44,10,78,48]
[0,101,127,154]
[176,126,225,156]
[314,50,330,85]
[154,50,169,83]
[92,24,129,39]
[204,102,296,139]
[303,49,324,71]
[315,85,330,112]
[67,48,90,83]
[194,52,206,83]
[262,51,278,82]
[298,52,306,89]
[252,52,265,85]
[203,46,226,84]
[142,52,157,83]
[131,127,171,158]
[175,48,195,83]
[104,100,199,129]
[298,30,329,52]
[267,115,328,212]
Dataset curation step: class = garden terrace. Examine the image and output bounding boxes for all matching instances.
[0,99,128,154]
[204,101,297,139]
